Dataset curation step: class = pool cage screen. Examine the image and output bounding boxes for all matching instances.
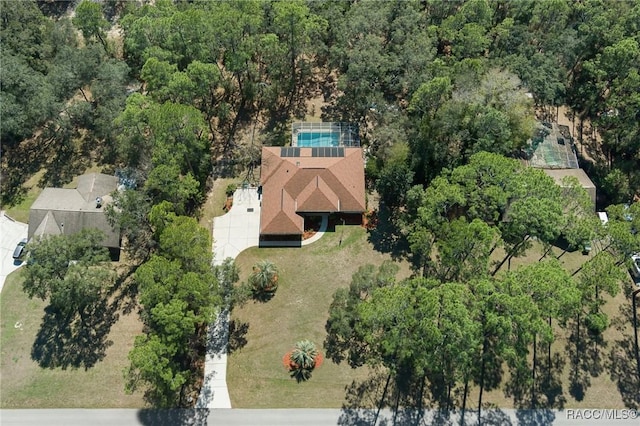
[526,123,579,169]
[292,122,360,147]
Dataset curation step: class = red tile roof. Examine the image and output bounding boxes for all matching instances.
[260,147,366,235]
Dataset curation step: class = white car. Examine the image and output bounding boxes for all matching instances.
[598,211,608,226]
[631,254,640,279]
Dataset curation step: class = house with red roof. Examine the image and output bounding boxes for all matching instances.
[259,146,366,245]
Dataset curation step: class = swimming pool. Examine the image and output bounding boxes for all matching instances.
[296,131,340,147]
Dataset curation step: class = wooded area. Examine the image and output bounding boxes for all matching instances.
[1,0,639,409]
[2,0,639,206]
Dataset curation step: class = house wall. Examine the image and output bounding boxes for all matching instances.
[259,234,302,248]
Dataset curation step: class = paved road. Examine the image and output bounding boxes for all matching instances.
[0,211,28,293]
[1,408,638,426]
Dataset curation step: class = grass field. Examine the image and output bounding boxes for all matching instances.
[227,225,638,409]
[198,177,239,229]
[0,270,145,408]
[227,224,413,408]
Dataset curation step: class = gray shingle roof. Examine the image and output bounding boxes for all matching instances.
[28,173,120,248]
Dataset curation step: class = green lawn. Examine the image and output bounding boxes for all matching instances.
[3,170,46,223]
[227,226,634,409]
[198,177,240,229]
[0,270,144,408]
[227,224,412,408]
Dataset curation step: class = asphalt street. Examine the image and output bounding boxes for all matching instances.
[1,408,638,426]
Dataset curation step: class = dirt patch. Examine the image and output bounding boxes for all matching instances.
[556,106,602,165]
[304,95,328,122]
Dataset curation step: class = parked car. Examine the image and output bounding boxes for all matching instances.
[598,211,608,226]
[12,238,28,260]
[631,254,640,279]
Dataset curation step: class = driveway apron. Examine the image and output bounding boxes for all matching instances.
[0,211,29,293]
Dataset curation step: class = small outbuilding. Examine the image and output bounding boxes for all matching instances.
[526,121,597,210]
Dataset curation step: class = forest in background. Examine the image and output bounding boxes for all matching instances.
[2,0,639,209]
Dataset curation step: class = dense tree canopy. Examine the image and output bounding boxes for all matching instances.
[126,210,220,407]
[22,229,113,319]
[327,149,630,410]
[4,0,640,206]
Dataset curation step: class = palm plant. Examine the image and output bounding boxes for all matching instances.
[249,260,278,300]
[283,340,324,382]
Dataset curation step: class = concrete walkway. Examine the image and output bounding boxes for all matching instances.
[197,188,261,409]
[0,211,28,293]
[301,214,328,246]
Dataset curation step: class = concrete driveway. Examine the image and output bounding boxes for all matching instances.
[0,211,28,293]
[199,187,261,409]
[212,187,261,265]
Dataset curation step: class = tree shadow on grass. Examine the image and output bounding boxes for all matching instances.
[608,301,640,409]
[251,290,276,303]
[211,157,237,180]
[30,267,138,370]
[2,120,92,207]
[31,298,118,370]
[1,135,51,206]
[227,319,249,354]
[366,207,409,261]
[110,265,140,316]
[504,347,568,411]
[39,135,91,189]
[609,337,640,409]
[565,317,606,403]
[538,352,567,409]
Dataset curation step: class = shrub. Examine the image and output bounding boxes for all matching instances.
[283,340,324,382]
[585,312,608,335]
[248,260,278,301]
[225,183,237,197]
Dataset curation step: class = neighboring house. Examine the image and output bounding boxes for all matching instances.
[28,173,121,255]
[526,121,597,209]
[543,168,596,207]
[259,146,366,245]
